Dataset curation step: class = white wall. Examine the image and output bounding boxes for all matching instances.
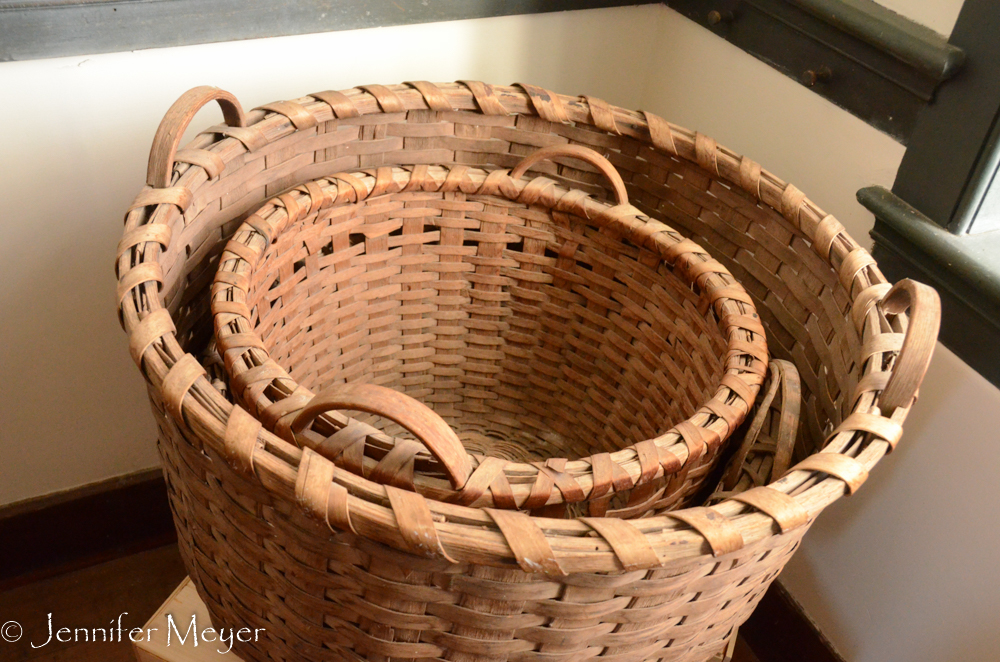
[0,6,660,506]
[876,0,963,36]
[3,4,999,661]
[640,8,905,245]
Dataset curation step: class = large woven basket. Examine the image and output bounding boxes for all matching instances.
[117,82,940,662]
[210,145,768,517]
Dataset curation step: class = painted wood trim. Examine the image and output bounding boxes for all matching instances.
[891,0,1000,233]
[741,581,847,662]
[0,0,658,61]
[665,0,963,143]
[0,468,176,590]
[862,184,1000,389]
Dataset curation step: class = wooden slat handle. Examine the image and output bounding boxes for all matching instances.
[290,383,472,489]
[510,144,629,206]
[146,86,245,189]
[878,279,941,413]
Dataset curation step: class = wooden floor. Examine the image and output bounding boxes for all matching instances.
[1,546,186,662]
[0,544,760,662]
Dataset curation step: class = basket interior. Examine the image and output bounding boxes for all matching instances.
[240,188,728,461]
[163,92,862,462]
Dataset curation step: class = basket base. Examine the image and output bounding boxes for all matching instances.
[134,578,737,662]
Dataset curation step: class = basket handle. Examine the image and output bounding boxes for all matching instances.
[289,383,472,489]
[877,279,941,413]
[146,86,246,189]
[510,144,629,206]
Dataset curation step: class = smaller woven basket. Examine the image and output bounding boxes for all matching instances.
[211,144,769,516]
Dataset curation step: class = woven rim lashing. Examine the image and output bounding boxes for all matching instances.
[210,159,768,516]
[117,82,940,662]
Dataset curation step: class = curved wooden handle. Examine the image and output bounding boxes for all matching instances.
[510,144,629,206]
[877,279,941,413]
[290,383,472,489]
[147,86,245,189]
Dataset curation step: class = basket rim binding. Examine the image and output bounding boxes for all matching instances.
[117,81,940,574]
[210,155,770,511]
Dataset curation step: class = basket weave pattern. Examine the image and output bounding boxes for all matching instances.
[211,161,767,515]
[118,82,939,662]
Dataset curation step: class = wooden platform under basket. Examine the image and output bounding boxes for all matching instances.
[133,578,249,662]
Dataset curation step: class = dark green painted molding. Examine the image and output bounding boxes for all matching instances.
[790,0,963,81]
[3,0,966,145]
[666,0,963,143]
[0,0,657,62]
[860,186,1000,307]
[861,185,1000,388]
[891,0,1000,234]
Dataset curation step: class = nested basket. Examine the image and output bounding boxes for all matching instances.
[117,82,940,662]
[210,145,768,517]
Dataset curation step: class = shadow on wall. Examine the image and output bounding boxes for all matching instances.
[774,348,966,662]
[777,532,859,659]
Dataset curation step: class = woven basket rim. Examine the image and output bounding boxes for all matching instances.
[117,81,937,574]
[211,162,769,509]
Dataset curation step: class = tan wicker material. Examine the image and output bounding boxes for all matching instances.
[209,148,768,516]
[707,360,800,505]
[117,82,941,662]
[200,339,230,401]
